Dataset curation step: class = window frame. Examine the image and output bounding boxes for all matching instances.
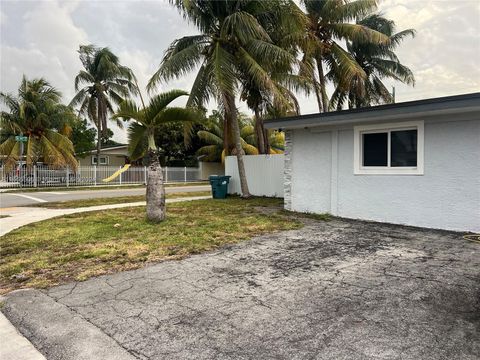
[91,155,109,165]
[353,120,424,175]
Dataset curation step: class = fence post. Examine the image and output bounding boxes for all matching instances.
[165,166,168,183]
[119,166,122,185]
[66,166,69,187]
[94,165,97,186]
[144,166,147,185]
[184,167,187,183]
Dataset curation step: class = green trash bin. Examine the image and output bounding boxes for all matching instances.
[209,175,231,199]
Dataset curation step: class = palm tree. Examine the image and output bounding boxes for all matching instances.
[330,13,415,109]
[240,121,285,154]
[197,114,284,162]
[148,0,305,197]
[113,90,200,222]
[240,74,306,154]
[70,45,137,165]
[301,0,389,112]
[0,76,77,170]
[197,114,259,163]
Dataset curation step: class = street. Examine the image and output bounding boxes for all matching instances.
[0,185,210,208]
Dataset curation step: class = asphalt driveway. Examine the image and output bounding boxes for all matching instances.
[2,218,479,359]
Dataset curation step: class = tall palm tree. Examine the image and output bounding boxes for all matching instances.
[0,76,77,170]
[330,13,415,109]
[70,45,137,165]
[148,0,305,197]
[301,0,389,112]
[113,90,200,222]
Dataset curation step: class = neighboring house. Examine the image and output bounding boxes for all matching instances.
[77,145,130,167]
[265,93,480,233]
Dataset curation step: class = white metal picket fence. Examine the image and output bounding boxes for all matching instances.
[0,165,201,189]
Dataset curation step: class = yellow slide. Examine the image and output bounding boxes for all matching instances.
[102,164,131,183]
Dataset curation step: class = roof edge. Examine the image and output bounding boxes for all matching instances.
[265,92,480,129]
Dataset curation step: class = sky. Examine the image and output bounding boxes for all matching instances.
[1,0,479,143]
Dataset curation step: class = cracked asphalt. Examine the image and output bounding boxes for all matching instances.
[2,217,479,359]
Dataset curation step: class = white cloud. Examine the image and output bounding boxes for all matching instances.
[376,0,480,102]
[1,0,87,100]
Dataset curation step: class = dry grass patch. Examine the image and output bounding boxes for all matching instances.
[0,197,302,293]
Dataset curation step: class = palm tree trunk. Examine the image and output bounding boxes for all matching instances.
[96,98,103,167]
[263,126,270,154]
[95,103,102,182]
[96,128,101,167]
[316,58,329,113]
[146,133,165,222]
[225,93,251,198]
[313,80,323,112]
[254,108,266,154]
[223,115,230,156]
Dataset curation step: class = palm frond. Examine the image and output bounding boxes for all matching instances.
[197,130,223,146]
[127,122,148,160]
[148,39,206,91]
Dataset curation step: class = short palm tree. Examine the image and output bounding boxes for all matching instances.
[197,117,259,163]
[113,90,200,222]
[330,13,415,109]
[148,0,305,197]
[301,0,389,112]
[0,76,77,170]
[70,45,137,165]
[197,116,284,162]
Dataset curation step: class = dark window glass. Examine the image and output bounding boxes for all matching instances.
[391,130,417,167]
[362,132,388,166]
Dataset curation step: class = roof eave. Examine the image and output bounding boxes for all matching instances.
[264,93,480,130]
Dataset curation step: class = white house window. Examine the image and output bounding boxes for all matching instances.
[354,120,424,175]
[91,156,109,165]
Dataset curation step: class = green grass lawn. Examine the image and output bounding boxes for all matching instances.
[0,198,303,294]
[33,191,212,209]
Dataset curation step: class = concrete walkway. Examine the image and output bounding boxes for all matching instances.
[0,312,46,360]
[0,195,211,237]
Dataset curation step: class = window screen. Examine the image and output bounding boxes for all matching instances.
[362,132,388,166]
[391,130,417,167]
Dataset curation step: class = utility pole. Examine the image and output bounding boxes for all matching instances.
[391,86,396,104]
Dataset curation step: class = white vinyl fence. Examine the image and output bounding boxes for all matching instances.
[225,155,284,197]
[0,165,201,189]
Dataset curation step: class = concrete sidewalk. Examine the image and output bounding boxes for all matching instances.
[0,195,211,237]
[0,312,46,360]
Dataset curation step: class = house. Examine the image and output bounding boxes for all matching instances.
[77,145,130,167]
[264,93,480,233]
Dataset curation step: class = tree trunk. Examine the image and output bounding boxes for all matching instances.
[316,58,329,113]
[263,124,270,155]
[223,114,230,156]
[313,79,323,112]
[96,97,103,167]
[254,108,266,154]
[146,144,165,222]
[225,93,251,198]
